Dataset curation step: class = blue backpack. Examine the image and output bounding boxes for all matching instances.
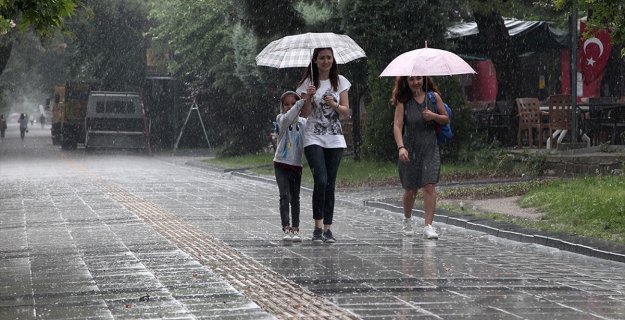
[427,91,453,144]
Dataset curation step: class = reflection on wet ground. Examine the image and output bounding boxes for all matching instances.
[1,125,625,319]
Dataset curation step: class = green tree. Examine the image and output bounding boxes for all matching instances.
[150,0,274,155]
[342,0,449,161]
[236,0,304,40]
[472,3,521,101]
[63,0,148,91]
[0,0,78,76]
[0,30,68,113]
[1,0,149,116]
[553,0,625,56]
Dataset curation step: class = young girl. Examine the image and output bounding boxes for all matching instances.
[273,91,307,242]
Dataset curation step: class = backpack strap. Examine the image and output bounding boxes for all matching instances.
[427,91,452,117]
[427,91,438,113]
[427,91,437,105]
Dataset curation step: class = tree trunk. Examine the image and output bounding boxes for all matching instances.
[0,42,13,77]
[473,11,520,101]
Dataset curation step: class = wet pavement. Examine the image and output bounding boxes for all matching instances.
[2,123,625,319]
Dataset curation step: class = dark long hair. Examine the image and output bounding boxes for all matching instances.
[390,76,440,106]
[298,47,339,91]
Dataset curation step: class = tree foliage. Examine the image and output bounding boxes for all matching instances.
[0,0,78,78]
[62,0,148,91]
[236,0,304,40]
[0,0,77,35]
[473,8,520,101]
[0,0,79,113]
[6,0,617,159]
[149,0,275,155]
[342,0,450,161]
[553,0,625,56]
[0,30,68,110]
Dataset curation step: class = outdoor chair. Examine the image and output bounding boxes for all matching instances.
[599,96,625,145]
[587,96,618,145]
[516,97,545,148]
[468,100,495,135]
[547,94,572,149]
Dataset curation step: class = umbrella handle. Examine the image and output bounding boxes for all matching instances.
[310,48,314,84]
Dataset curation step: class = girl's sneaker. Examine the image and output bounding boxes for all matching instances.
[291,228,302,242]
[312,228,323,243]
[323,229,336,243]
[282,226,292,241]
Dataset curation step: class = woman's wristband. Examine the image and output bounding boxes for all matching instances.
[398,146,405,151]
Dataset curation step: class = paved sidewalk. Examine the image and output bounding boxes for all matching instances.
[228,166,625,264]
[2,130,625,319]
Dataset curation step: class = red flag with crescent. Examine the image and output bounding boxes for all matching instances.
[579,21,612,85]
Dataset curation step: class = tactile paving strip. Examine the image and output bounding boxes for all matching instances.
[100,184,359,319]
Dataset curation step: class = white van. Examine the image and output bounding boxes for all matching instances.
[84,91,149,149]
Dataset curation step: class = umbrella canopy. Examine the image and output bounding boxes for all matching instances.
[380,47,476,77]
[256,32,366,68]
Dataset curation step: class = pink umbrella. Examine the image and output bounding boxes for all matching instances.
[380,44,476,77]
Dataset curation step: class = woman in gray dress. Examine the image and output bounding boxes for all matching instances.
[392,76,449,239]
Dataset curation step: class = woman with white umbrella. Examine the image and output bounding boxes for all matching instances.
[392,76,448,239]
[297,47,351,244]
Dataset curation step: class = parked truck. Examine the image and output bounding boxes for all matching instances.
[50,82,94,148]
[84,91,149,150]
[50,82,150,151]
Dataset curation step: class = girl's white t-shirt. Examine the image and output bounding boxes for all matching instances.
[297,75,351,148]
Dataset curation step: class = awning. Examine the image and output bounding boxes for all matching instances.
[446,18,569,59]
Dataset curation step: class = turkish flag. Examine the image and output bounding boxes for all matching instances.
[578,21,612,85]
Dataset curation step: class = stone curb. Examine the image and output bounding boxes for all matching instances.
[364,200,625,263]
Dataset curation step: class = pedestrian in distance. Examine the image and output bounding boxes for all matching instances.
[18,113,29,140]
[0,114,7,140]
[392,76,449,239]
[39,114,46,128]
[297,47,351,244]
[273,91,307,242]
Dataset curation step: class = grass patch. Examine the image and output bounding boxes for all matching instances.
[516,176,625,244]
[440,176,625,244]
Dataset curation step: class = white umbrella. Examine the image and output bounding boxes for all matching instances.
[256,32,366,69]
[380,45,476,77]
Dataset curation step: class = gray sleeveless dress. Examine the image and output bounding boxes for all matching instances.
[398,98,440,190]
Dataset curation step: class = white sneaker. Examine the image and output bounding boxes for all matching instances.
[423,224,439,239]
[402,218,414,236]
[291,229,302,242]
[282,227,292,241]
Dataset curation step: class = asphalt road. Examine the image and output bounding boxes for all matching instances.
[1,122,625,319]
